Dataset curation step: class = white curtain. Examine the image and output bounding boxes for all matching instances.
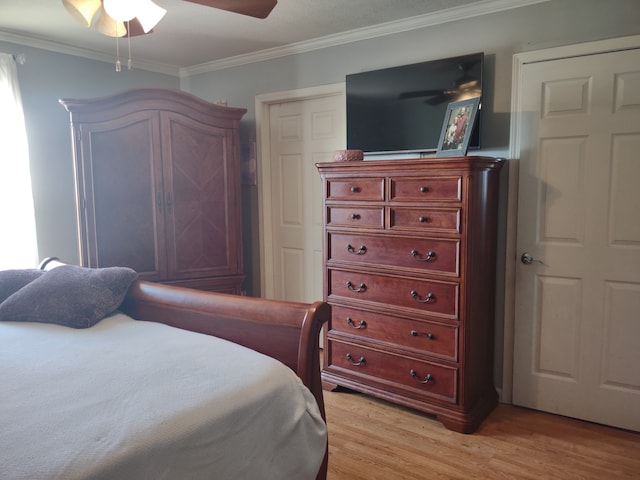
[0,53,39,269]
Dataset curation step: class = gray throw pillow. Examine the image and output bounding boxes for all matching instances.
[0,265,138,328]
[0,269,46,303]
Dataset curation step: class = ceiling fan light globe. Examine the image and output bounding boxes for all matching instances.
[94,6,127,37]
[62,0,102,27]
[103,0,140,22]
[136,0,167,33]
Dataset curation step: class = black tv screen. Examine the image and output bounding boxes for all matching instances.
[346,53,483,154]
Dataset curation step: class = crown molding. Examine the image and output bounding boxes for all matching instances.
[180,0,550,77]
[0,29,180,76]
[1,0,549,78]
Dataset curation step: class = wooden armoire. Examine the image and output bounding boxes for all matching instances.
[60,88,246,293]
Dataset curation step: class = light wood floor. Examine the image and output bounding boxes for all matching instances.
[323,389,640,479]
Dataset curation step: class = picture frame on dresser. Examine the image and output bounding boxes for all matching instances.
[436,96,481,157]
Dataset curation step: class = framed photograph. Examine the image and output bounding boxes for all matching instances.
[435,97,481,157]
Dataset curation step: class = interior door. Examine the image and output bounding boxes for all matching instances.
[512,47,640,431]
[268,94,345,303]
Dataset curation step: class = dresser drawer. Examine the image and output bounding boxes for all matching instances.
[328,340,457,403]
[327,206,384,229]
[328,269,459,319]
[390,176,461,202]
[326,178,384,201]
[330,305,458,361]
[389,207,461,234]
[328,232,459,276]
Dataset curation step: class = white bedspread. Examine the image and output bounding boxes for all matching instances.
[0,313,327,479]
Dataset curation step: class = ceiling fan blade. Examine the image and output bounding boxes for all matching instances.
[127,18,150,37]
[183,0,278,19]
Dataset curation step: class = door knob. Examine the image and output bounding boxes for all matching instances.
[521,252,545,265]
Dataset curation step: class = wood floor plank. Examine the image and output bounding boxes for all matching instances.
[324,389,640,479]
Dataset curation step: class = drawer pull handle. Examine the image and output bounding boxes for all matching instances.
[347,244,367,255]
[347,317,367,329]
[346,281,367,293]
[420,186,429,193]
[410,370,434,384]
[411,290,435,303]
[350,186,360,193]
[410,330,434,340]
[418,216,431,223]
[346,353,366,366]
[351,213,361,220]
[411,249,436,262]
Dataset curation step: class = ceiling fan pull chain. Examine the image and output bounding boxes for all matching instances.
[127,21,133,70]
[115,33,121,72]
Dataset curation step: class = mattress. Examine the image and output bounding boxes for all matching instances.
[0,313,327,479]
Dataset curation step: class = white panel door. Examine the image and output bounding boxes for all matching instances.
[268,94,345,302]
[513,47,640,431]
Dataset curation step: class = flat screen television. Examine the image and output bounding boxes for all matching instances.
[346,52,483,155]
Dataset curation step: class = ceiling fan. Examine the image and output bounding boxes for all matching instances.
[62,0,278,71]
[63,0,278,39]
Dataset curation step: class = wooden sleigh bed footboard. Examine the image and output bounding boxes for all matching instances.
[121,281,331,480]
[36,258,331,480]
[121,280,331,419]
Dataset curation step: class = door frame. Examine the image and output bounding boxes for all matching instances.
[503,34,640,403]
[255,83,346,298]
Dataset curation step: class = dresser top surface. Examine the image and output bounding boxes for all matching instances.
[316,156,504,173]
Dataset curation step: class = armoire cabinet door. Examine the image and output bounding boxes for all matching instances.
[160,112,241,280]
[77,111,167,280]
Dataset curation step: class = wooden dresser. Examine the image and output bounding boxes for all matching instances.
[317,156,503,433]
[60,88,246,293]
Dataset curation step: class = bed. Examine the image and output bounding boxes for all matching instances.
[0,259,330,480]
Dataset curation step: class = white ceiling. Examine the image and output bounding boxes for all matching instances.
[0,0,545,76]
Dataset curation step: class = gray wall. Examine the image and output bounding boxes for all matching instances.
[181,0,640,138]
[0,41,178,265]
[180,0,640,290]
[177,0,640,392]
